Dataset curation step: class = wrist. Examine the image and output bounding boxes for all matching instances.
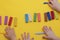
[10,37,16,40]
[52,36,60,40]
[11,38,16,40]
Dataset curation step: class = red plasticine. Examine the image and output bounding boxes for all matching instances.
[50,11,55,20]
[8,17,13,26]
[37,13,41,22]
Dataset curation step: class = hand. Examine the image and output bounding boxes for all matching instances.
[48,0,60,12]
[42,26,60,40]
[4,27,16,40]
[19,32,34,40]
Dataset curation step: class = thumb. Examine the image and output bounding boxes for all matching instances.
[4,34,8,38]
[43,36,49,39]
[31,38,34,40]
[48,3,53,8]
[18,38,20,40]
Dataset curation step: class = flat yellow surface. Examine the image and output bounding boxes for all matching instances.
[0,0,60,40]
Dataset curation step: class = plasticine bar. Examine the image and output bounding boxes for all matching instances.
[54,11,59,20]
[50,11,55,20]
[25,14,29,23]
[37,13,41,22]
[44,2,51,4]
[44,13,48,22]
[35,32,45,35]
[14,17,17,27]
[47,12,51,20]
[0,16,2,25]
[4,16,8,25]
[28,14,32,22]
[34,13,37,22]
[8,17,13,26]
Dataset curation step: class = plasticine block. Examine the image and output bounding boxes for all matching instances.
[14,17,17,27]
[0,16,2,25]
[34,13,37,22]
[44,13,48,22]
[37,13,41,22]
[54,11,59,20]
[43,2,51,4]
[28,14,32,22]
[47,12,51,20]
[25,14,29,23]
[50,11,55,20]
[4,16,8,25]
[8,17,13,26]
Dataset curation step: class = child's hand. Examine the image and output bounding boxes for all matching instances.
[4,27,16,40]
[19,32,34,40]
[48,0,60,12]
[43,26,60,40]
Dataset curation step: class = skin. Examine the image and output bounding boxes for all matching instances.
[48,0,60,12]
[42,26,60,40]
[4,26,60,40]
[4,27,16,40]
[19,32,34,40]
[4,27,34,40]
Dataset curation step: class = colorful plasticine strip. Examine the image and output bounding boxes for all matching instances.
[34,13,37,22]
[50,11,55,20]
[4,16,8,25]
[37,13,41,22]
[44,2,51,4]
[14,17,17,27]
[28,14,32,22]
[8,17,13,26]
[54,11,59,20]
[47,12,51,20]
[44,13,48,22]
[25,14,29,23]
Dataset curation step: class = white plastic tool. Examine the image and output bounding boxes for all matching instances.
[35,32,45,35]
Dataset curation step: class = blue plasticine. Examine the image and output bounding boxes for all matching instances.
[25,14,29,23]
[47,12,51,20]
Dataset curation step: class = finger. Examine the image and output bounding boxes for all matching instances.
[27,33,30,40]
[43,36,49,39]
[5,29,9,33]
[5,27,8,31]
[8,27,11,30]
[49,27,52,31]
[18,38,21,40]
[43,26,48,32]
[49,0,54,4]
[43,26,47,33]
[48,3,53,8]
[24,32,26,40]
[53,0,58,2]
[4,34,8,38]
[5,27,10,31]
[21,34,24,40]
[31,38,34,40]
[11,28,15,33]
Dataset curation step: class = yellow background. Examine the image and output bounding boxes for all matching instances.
[0,0,60,40]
